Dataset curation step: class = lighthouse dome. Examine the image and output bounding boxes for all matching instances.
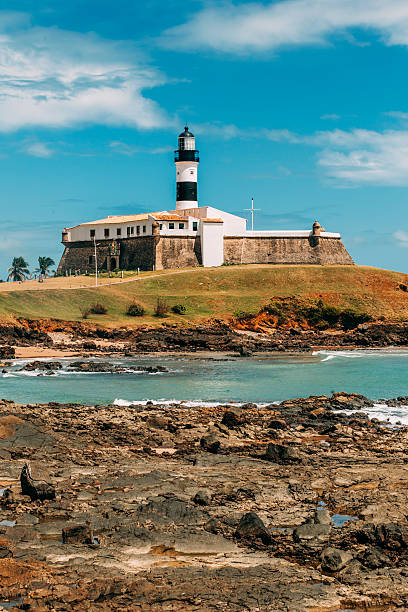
[178,126,195,151]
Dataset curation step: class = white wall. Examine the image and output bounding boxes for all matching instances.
[200,222,224,267]
[67,218,153,242]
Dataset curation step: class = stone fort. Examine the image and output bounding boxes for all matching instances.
[57,127,353,274]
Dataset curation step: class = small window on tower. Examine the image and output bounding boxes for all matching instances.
[169,222,175,230]
[89,255,94,265]
[117,228,121,236]
[104,228,110,238]
[190,170,194,175]
[193,222,198,231]
[159,224,163,230]
[143,225,146,233]
[136,226,140,235]
[131,226,134,235]
[179,223,185,229]
[127,227,131,236]
[90,229,95,238]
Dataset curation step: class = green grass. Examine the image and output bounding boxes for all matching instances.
[0,264,407,327]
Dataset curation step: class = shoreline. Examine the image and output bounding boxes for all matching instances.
[1,391,408,610]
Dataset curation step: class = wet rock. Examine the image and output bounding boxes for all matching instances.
[62,524,93,544]
[321,547,353,572]
[235,511,271,545]
[20,360,62,371]
[264,442,301,463]
[0,346,15,359]
[293,523,331,545]
[200,433,221,454]
[221,407,245,429]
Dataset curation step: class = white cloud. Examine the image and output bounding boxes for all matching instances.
[0,11,169,131]
[393,230,408,247]
[161,0,408,53]
[23,141,54,157]
[321,114,341,121]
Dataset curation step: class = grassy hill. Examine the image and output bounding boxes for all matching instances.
[0,264,407,327]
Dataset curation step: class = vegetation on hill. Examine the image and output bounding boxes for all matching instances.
[0,264,407,327]
[234,297,372,332]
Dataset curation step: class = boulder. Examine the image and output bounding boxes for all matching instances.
[221,408,245,429]
[200,434,221,454]
[235,511,271,545]
[264,443,301,463]
[268,419,288,430]
[192,489,211,506]
[321,547,353,572]
[314,508,333,525]
[62,524,93,544]
[293,523,330,545]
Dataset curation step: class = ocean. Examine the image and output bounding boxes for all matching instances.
[1,349,408,424]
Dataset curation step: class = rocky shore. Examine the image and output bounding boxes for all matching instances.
[1,392,408,610]
[4,318,408,357]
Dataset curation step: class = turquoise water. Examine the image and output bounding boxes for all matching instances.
[1,349,408,407]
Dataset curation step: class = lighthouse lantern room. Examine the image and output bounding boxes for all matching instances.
[175,126,199,210]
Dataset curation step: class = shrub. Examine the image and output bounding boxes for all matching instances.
[126,301,145,317]
[154,297,169,317]
[89,302,107,315]
[79,306,91,320]
[172,303,187,315]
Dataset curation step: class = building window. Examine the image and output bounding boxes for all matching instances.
[104,228,110,238]
[90,229,95,238]
[127,226,131,236]
[169,222,174,229]
[89,255,94,265]
[159,224,163,230]
[179,222,185,229]
[117,228,121,236]
[136,225,140,235]
[193,221,198,231]
[143,225,146,233]
[131,226,134,235]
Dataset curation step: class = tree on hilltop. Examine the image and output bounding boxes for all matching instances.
[7,257,30,282]
[35,256,55,277]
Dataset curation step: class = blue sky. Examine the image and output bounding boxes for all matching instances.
[1,0,408,276]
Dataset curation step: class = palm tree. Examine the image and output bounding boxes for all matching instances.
[7,257,30,282]
[35,256,55,277]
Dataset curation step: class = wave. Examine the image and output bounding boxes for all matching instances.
[113,398,273,408]
[2,373,16,378]
[334,402,408,426]
[313,349,408,361]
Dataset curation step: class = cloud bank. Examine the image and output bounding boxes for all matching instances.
[161,0,408,53]
[0,11,168,132]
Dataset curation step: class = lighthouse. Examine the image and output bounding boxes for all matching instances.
[175,126,199,210]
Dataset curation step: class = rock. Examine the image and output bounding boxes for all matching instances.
[268,419,288,430]
[200,433,221,454]
[293,523,330,545]
[20,360,62,371]
[321,547,353,572]
[264,443,301,463]
[356,523,408,550]
[361,547,391,569]
[221,407,245,429]
[192,489,211,506]
[0,346,15,359]
[238,346,253,357]
[314,508,333,525]
[235,511,271,545]
[62,524,93,544]
[20,463,56,502]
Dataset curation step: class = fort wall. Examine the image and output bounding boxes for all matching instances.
[57,234,353,274]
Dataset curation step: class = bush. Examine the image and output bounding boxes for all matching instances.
[172,303,187,315]
[126,301,145,317]
[89,302,107,315]
[79,306,91,320]
[154,297,169,317]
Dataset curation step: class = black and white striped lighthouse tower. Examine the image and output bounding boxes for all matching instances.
[175,126,199,210]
